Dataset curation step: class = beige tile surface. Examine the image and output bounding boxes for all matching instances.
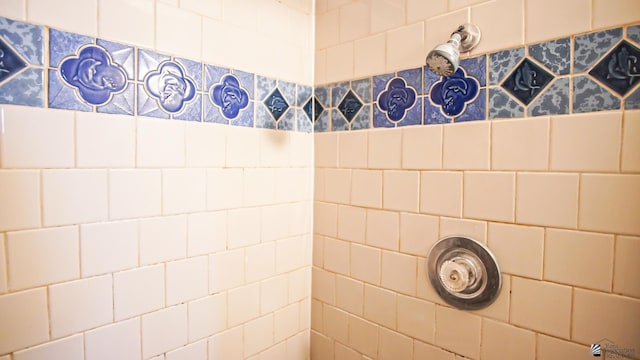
[481,318,535,360]
[351,170,383,208]
[364,284,397,329]
[0,288,49,354]
[579,174,640,235]
[622,111,640,172]
[516,173,579,229]
[402,125,443,170]
[366,209,400,250]
[442,119,490,170]
[420,171,463,217]
[510,277,571,338]
[488,223,543,279]
[378,327,413,360]
[614,236,640,298]
[464,172,515,222]
[339,131,368,168]
[396,294,435,343]
[491,117,549,171]
[369,129,403,169]
[435,305,481,359]
[399,213,439,256]
[381,251,417,295]
[383,170,420,212]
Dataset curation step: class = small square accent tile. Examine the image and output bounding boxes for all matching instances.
[331,82,349,108]
[48,69,92,111]
[0,17,45,66]
[489,47,525,85]
[297,84,312,107]
[424,100,451,124]
[338,90,364,122]
[96,39,135,80]
[573,75,621,113]
[429,68,480,117]
[455,88,486,122]
[489,87,524,119]
[529,38,571,75]
[589,40,640,96]
[501,58,554,105]
[460,55,486,86]
[265,88,290,121]
[574,28,622,73]
[528,77,570,116]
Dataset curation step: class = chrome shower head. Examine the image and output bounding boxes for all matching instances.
[426,23,481,76]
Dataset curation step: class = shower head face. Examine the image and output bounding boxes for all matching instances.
[426,43,460,77]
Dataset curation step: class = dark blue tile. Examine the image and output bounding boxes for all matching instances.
[0,17,44,66]
[377,77,418,122]
[488,87,524,119]
[315,86,330,107]
[264,88,289,121]
[174,94,202,122]
[573,75,620,113]
[0,38,27,84]
[423,65,441,94]
[574,28,622,73]
[455,88,486,122]
[373,106,395,128]
[297,110,312,133]
[529,38,571,75]
[528,77,570,116]
[501,58,554,105]
[331,109,349,131]
[0,67,44,107]
[49,29,93,68]
[48,69,92,111]
[256,103,276,129]
[424,99,451,124]
[397,97,422,127]
[430,68,480,116]
[256,75,276,101]
[210,74,250,120]
[589,40,640,96]
[489,47,525,85]
[137,84,169,119]
[352,78,371,103]
[338,90,363,122]
[331,82,349,108]
[629,25,640,45]
[373,73,394,100]
[460,55,486,86]
[97,39,135,80]
[624,85,640,109]
[351,105,370,130]
[97,82,135,115]
[137,49,170,81]
[398,67,423,94]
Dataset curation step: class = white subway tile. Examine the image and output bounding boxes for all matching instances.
[276,237,308,274]
[188,293,226,342]
[381,251,417,296]
[480,318,535,360]
[156,3,202,59]
[525,0,589,43]
[325,42,354,84]
[113,264,164,321]
[7,226,79,290]
[259,129,290,167]
[387,22,425,72]
[622,111,640,172]
[260,274,289,315]
[109,170,162,220]
[163,168,207,215]
[209,249,245,293]
[85,318,140,360]
[511,277,571,338]
[243,314,274,356]
[243,168,276,207]
[464,172,515,222]
[370,0,405,33]
[262,204,292,243]
[435,306,481,359]
[354,33,386,78]
[323,305,349,344]
[440,217,487,243]
[49,275,113,338]
[579,174,640,235]
[208,326,243,360]
[383,170,420,212]
[351,169,383,208]
[399,213,439,256]
[488,223,543,279]
[137,117,185,167]
[420,171,463,217]
[516,173,579,229]
[402,125,443,170]
[226,126,260,168]
[614,236,640,298]
[207,168,243,210]
[491,117,549,171]
[139,215,187,265]
[537,334,588,360]
[378,327,413,360]
[1,106,74,168]
[0,288,49,354]
[141,305,188,359]
[28,0,97,36]
[312,268,336,305]
[323,168,352,204]
[348,315,378,358]
[185,122,226,167]
[275,304,300,343]
[180,0,222,19]
[76,112,136,168]
[288,267,311,303]
[0,234,5,294]
[323,238,350,276]
[593,0,640,29]
[227,207,260,249]
[315,50,328,85]
[442,121,490,170]
[260,341,287,360]
[470,0,524,54]
[0,0,25,20]
[339,1,370,42]
[335,275,364,316]
[166,256,208,306]
[338,131,368,168]
[316,9,339,49]
[407,0,447,23]
[350,243,381,285]
[42,170,108,227]
[289,132,313,167]
[396,294,435,343]
[366,209,399,251]
[13,334,83,360]
[315,132,339,168]
[166,340,207,360]
[0,170,40,231]
[246,243,276,283]
[228,283,260,326]
[337,205,366,244]
[364,284,397,329]
[369,129,402,169]
[187,211,227,256]
[98,0,154,47]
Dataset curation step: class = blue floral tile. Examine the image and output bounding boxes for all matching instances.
[573,75,621,113]
[203,96,228,125]
[424,100,451,124]
[49,69,91,111]
[373,106,395,128]
[430,68,480,117]
[143,60,197,115]
[97,82,135,115]
[529,38,571,75]
[97,39,135,80]
[629,25,640,45]
[589,40,640,96]
[0,38,28,84]
[0,68,44,107]
[137,84,169,119]
[0,17,44,66]
[278,109,295,131]
[331,82,349,108]
[256,103,276,129]
[297,110,312,133]
[373,73,394,100]
[424,66,441,94]
[315,86,330,108]
[624,86,640,109]
[528,77,570,116]
[376,77,418,123]
[173,94,202,122]
[352,78,371,103]
[296,84,312,107]
[351,105,370,130]
[460,55,486,86]
[138,49,170,81]
[489,87,524,119]
[501,58,554,105]
[574,28,622,73]
[396,98,422,127]
[49,29,92,68]
[315,110,329,132]
[231,101,254,127]
[209,74,250,120]
[204,64,229,89]
[398,67,423,94]
[233,69,254,99]
[455,89,486,122]
[331,109,349,131]
[489,47,525,85]
[256,76,276,101]
[175,57,202,90]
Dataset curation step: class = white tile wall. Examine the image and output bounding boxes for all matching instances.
[13,334,83,360]
[141,305,188,358]
[84,318,141,360]
[42,170,108,227]
[0,288,49,354]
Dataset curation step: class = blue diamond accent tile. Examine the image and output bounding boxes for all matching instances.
[589,40,640,96]
[624,85,640,109]
[297,110,312,133]
[374,73,394,100]
[460,55,486,86]
[264,88,289,121]
[315,86,330,107]
[489,87,524,119]
[315,110,329,132]
[502,58,554,105]
[304,96,324,121]
[331,82,349,107]
[352,78,371,103]
[489,47,525,85]
[0,17,44,66]
[455,88,486,122]
[573,75,621,113]
[629,25,640,45]
[50,29,93,68]
[331,109,349,131]
[338,90,363,122]
[574,28,622,73]
[97,82,135,115]
[0,67,44,107]
[398,68,423,94]
[137,49,170,81]
[97,39,135,80]
[528,77,570,116]
[377,77,418,122]
[529,38,571,75]
[351,105,370,130]
[430,68,479,116]
[48,69,92,111]
[0,38,28,84]
[424,99,451,124]
[278,109,295,131]
[296,84,312,107]
[256,102,276,129]
[257,75,276,101]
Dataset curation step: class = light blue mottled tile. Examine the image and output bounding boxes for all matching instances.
[256,103,276,129]
[297,110,312,132]
[296,85,312,107]
[398,67,423,94]
[397,98,422,127]
[625,85,640,109]
[315,86,330,107]
[97,39,135,80]
[456,89,486,122]
[138,49,170,81]
[424,66,441,94]
[352,78,371,103]
[374,73,394,100]
[175,57,202,91]
[257,76,276,101]
[174,94,202,121]
[0,17,44,65]
[278,109,295,131]
[137,84,169,119]
[488,87,524,119]
[574,28,622,73]
[97,82,135,115]
[205,64,230,89]
[48,69,92,111]
[315,111,329,132]
[0,67,44,107]
[233,69,254,99]
[528,78,570,116]
[573,75,621,113]
[49,29,93,68]
[331,82,349,108]
[203,98,228,125]
[232,101,254,127]
[279,80,296,106]
[629,25,640,45]
[529,38,570,75]
[332,109,349,131]
[351,105,370,130]
[424,100,451,124]
[489,47,525,85]
[373,105,394,128]
[460,55,486,86]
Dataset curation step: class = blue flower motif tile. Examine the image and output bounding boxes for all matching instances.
[204,64,229,88]
[460,55,486,86]
[137,49,170,81]
[397,97,422,127]
[210,74,250,120]
[175,57,202,90]
[60,45,128,106]
[0,17,44,66]
[430,68,479,117]
[231,101,254,127]
[256,103,276,129]
[0,38,27,84]
[424,66,441,94]
[455,89,486,122]
[233,69,254,99]
[377,77,418,122]
[296,84,312,107]
[373,73,394,100]
[398,67,423,94]
[257,76,276,101]
[624,85,640,109]
[0,67,44,107]
[315,86,330,108]
[50,29,92,68]
[352,78,371,103]
[373,107,395,128]
[574,28,622,73]
[351,105,370,130]
[528,77,569,116]
[331,82,349,107]
[137,84,169,119]
[529,38,571,75]
[331,109,349,131]
[573,75,621,113]
[49,69,92,111]
[297,110,312,133]
[264,88,289,121]
[203,96,228,125]
[489,47,525,85]
[424,100,451,124]
[315,110,329,132]
[501,58,554,105]
[96,39,135,80]
[589,40,640,96]
[173,94,202,121]
[278,109,295,131]
[143,60,197,113]
[97,82,135,115]
[488,87,524,119]
[629,25,640,45]
[338,90,363,122]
